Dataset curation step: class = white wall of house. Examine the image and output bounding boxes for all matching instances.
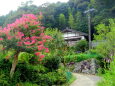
[63,32,80,37]
[62,29,87,46]
[81,36,85,40]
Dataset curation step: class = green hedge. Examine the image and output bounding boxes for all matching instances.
[64,53,102,63]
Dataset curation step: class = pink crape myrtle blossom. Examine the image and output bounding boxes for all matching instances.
[0,38,3,40]
[24,40,36,45]
[45,48,49,53]
[35,52,41,56]
[39,54,45,59]
[0,13,52,61]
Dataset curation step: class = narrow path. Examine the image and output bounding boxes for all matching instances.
[70,73,101,86]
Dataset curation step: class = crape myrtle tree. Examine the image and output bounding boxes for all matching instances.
[0,14,51,78]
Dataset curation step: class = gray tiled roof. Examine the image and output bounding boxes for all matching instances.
[62,28,88,36]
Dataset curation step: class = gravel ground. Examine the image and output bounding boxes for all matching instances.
[70,73,101,86]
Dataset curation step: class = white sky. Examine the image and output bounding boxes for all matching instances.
[0,0,68,16]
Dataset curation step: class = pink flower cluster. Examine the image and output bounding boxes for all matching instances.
[0,14,51,61]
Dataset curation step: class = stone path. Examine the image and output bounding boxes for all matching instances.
[70,73,101,86]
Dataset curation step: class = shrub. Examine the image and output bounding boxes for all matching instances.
[64,52,102,63]
[44,28,67,56]
[94,19,115,57]
[76,53,102,62]
[75,39,88,52]
[17,82,39,86]
[98,56,115,86]
[0,71,9,86]
[0,59,12,73]
[64,54,77,63]
[43,56,61,71]
[34,71,66,86]
[0,57,68,86]
[18,52,34,63]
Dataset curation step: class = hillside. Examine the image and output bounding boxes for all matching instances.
[0,0,115,34]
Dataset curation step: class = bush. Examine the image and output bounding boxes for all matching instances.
[44,28,68,60]
[17,82,39,86]
[0,71,9,86]
[0,59,12,72]
[98,57,115,86]
[75,40,88,52]
[64,52,102,63]
[35,71,66,86]
[94,19,115,58]
[64,54,77,63]
[76,53,102,62]
[0,58,67,86]
[43,56,61,71]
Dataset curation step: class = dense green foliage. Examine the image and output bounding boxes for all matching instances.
[0,0,114,85]
[59,13,66,29]
[75,39,88,52]
[0,19,73,86]
[44,28,69,64]
[43,55,61,71]
[94,19,115,57]
[0,57,67,86]
[0,0,115,34]
[98,57,115,86]
[64,52,102,63]
[0,28,72,86]
[92,19,115,86]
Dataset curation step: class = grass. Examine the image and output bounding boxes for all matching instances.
[97,71,115,86]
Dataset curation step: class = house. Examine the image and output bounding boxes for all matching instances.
[62,28,88,46]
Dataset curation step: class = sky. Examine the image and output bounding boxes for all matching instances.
[0,0,68,16]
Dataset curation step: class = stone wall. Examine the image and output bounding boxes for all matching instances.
[67,59,100,74]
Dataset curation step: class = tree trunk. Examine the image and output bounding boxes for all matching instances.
[10,52,19,78]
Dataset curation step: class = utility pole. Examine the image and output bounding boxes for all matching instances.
[88,12,91,49]
[84,8,96,49]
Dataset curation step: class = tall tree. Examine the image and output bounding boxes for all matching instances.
[68,13,75,29]
[59,13,66,29]
[75,12,82,30]
[74,11,88,32]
